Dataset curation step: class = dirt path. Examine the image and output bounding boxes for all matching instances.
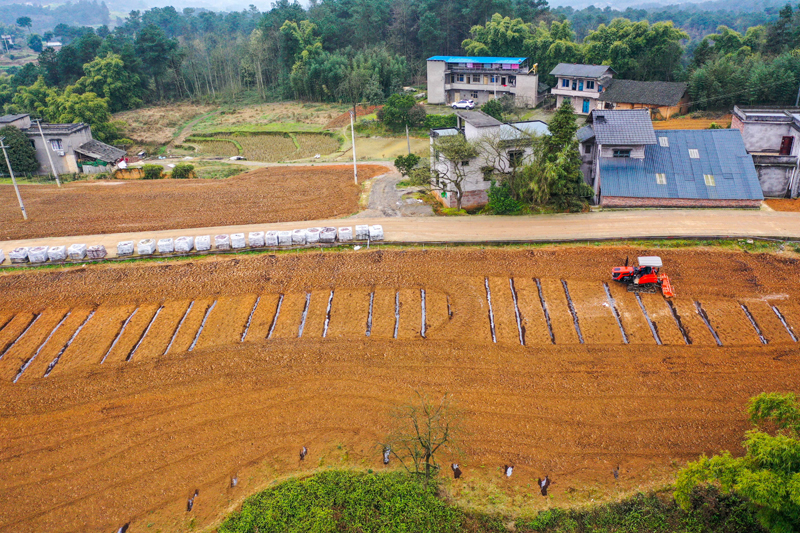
[171,109,220,147]
[354,166,433,218]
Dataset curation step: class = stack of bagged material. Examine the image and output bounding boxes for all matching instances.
[266,231,279,247]
[195,235,211,251]
[9,247,29,263]
[249,231,265,247]
[338,227,353,242]
[116,241,134,256]
[320,227,337,243]
[292,229,307,245]
[215,234,231,250]
[0,249,4,264]
[138,239,156,255]
[175,236,194,252]
[48,245,67,262]
[231,233,246,249]
[28,246,49,263]
[369,225,384,241]
[68,244,87,260]
[87,245,107,259]
[157,238,175,254]
[355,225,369,240]
[306,227,321,243]
[278,231,292,246]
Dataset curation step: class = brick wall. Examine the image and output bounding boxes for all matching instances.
[437,189,488,209]
[731,114,744,133]
[602,196,762,208]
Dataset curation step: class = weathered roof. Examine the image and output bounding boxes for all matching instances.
[430,127,459,137]
[74,139,126,163]
[456,110,502,128]
[590,109,656,145]
[550,63,614,78]
[599,80,688,107]
[428,56,526,64]
[0,113,29,123]
[509,120,549,137]
[576,124,595,143]
[25,122,89,135]
[600,129,763,201]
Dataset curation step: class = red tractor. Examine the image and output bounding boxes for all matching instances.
[612,256,675,297]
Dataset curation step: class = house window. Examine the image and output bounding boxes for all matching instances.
[578,80,584,91]
[572,79,577,90]
[658,137,669,147]
[562,78,569,88]
[491,75,498,83]
[50,139,63,151]
[688,149,699,159]
[508,150,524,167]
[472,75,481,83]
[655,173,667,185]
[583,144,592,155]
[704,174,716,186]
[612,149,631,158]
[586,80,595,90]
[457,74,465,82]
[471,92,478,99]
[460,160,470,166]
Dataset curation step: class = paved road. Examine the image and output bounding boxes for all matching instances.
[2,209,799,265]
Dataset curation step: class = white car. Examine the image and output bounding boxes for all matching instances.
[452,99,475,110]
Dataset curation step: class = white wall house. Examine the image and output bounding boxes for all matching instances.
[426,56,540,108]
[549,63,614,115]
[429,110,549,209]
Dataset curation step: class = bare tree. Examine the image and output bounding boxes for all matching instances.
[337,67,371,119]
[474,129,545,204]
[430,134,479,210]
[383,391,460,486]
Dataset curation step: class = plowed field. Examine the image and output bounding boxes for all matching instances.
[1,246,799,532]
[0,165,387,241]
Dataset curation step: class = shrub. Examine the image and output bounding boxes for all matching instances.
[142,164,163,180]
[0,125,38,175]
[394,154,420,176]
[424,114,457,129]
[487,180,524,215]
[170,163,194,179]
[481,99,504,121]
[111,138,133,148]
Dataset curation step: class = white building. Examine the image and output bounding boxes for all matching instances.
[549,63,614,115]
[426,56,540,108]
[429,110,549,209]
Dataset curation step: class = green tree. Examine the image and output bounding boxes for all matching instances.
[462,14,529,57]
[74,53,142,112]
[27,34,43,53]
[430,134,479,210]
[377,93,425,130]
[547,99,579,153]
[394,153,420,176]
[675,392,800,533]
[481,99,504,122]
[16,16,32,35]
[0,125,38,175]
[11,76,56,118]
[45,86,119,142]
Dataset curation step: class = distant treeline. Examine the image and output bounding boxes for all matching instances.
[0,1,110,34]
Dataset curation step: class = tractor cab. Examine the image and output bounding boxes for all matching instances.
[611,256,674,297]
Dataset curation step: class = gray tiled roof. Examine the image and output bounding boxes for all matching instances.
[550,63,614,78]
[600,129,763,201]
[75,139,126,163]
[576,124,595,143]
[0,113,29,123]
[591,109,656,145]
[25,123,89,135]
[598,80,688,107]
[456,110,502,128]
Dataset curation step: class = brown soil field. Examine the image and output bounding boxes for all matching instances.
[0,165,386,241]
[766,198,800,211]
[115,103,216,145]
[1,246,799,532]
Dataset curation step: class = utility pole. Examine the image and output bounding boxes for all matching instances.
[350,110,358,184]
[795,82,800,107]
[1,136,28,220]
[405,123,411,155]
[34,119,60,187]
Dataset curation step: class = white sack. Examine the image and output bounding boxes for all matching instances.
[138,239,156,255]
[215,234,231,250]
[249,231,265,247]
[320,227,337,243]
[355,225,370,240]
[278,231,292,246]
[195,235,211,251]
[116,241,133,256]
[266,231,279,247]
[9,247,29,263]
[87,245,107,259]
[338,227,353,242]
[292,229,307,245]
[231,233,246,249]
[369,225,384,241]
[175,236,194,252]
[306,227,321,243]
[157,238,174,254]
[29,246,48,263]
[47,245,67,262]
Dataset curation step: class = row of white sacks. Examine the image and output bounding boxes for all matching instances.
[0,225,383,264]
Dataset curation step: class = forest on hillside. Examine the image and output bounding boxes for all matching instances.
[3,0,800,142]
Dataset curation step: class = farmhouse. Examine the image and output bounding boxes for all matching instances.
[597,79,689,119]
[0,113,125,175]
[429,110,549,209]
[549,63,614,115]
[580,109,763,208]
[731,106,800,198]
[426,56,540,107]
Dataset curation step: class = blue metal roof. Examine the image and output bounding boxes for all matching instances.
[427,56,526,64]
[600,129,764,201]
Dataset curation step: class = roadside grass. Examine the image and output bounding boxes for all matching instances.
[216,470,764,533]
[193,162,250,179]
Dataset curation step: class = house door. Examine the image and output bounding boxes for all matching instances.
[501,77,506,86]
[582,99,590,113]
[780,136,794,155]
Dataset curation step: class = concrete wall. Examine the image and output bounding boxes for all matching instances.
[600,145,645,159]
[580,141,594,186]
[735,120,799,154]
[602,196,762,208]
[555,94,600,115]
[426,61,446,105]
[28,126,92,175]
[514,73,539,108]
[755,165,793,197]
